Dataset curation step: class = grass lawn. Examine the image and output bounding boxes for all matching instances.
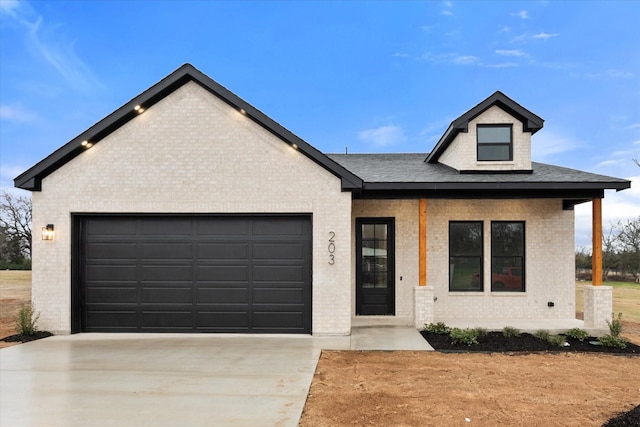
[576,280,640,323]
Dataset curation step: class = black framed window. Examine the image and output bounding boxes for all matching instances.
[477,124,512,161]
[491,221,525,292]
[449,221,483,292]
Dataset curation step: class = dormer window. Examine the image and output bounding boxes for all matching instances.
[477,124,512,161]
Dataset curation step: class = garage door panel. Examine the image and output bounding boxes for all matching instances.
[197,219,249,236]
[78,215,311,333]
[141,287,193,304]
[86,311,138,330]
[141,311,193,329]
[197,287,249,304]
[253,242,305,260]
[253,265,304,282]
[142,219,192,236]
[86,243,138,260]
[87,219,137,236]
[197,243,249,260]
[197,265,248,282]
[142,265,192,281]
[86,265,138,282]
[252,219,305,237]
[142,243,193,260]
[86,287,138,304]
[253,288,304,304]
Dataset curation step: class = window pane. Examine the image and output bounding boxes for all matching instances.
[478,126,511,143]
[478,144,510,161]
[450,257,482,291]
[492,222,524,256]
[491,257,523,291]
[450,222,482,255]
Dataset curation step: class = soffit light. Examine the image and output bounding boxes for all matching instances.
[81,140,93,148]
[134,105,145,113]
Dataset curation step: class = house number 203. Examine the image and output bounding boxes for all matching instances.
[328,231,336,265]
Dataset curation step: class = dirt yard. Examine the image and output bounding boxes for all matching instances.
[0,270,31,349]
[300,351,640,427]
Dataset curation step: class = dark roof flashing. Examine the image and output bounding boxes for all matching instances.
[15,63,362,191]
[425,91,544,164]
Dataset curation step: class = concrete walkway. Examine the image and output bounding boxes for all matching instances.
[0,327,429,427]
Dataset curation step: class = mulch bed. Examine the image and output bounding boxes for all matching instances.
[1,331,53,343]
[602,404,640,426]
[420,331,640,354]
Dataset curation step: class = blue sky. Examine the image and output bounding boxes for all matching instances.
[1,0,638,248]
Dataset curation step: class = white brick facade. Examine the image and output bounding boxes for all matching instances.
[427,199,576,321]
[32,82,352,335]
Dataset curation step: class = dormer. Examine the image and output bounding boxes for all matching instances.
[425,91,544,173]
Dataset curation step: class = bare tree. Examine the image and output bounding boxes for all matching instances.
[617,217,640,281]
[0,191,32,260]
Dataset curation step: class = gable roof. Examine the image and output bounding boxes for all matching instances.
[14,63,363,191]
[425,91,544,164]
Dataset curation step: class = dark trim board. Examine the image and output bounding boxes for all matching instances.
[72,214,312,334]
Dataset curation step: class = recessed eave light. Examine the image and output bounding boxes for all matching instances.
[239,108,247,115]
[134,105,145,113]
[292,143,298,150]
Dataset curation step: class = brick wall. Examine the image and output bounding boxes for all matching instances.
[427,198,575,321]
[32,81,352,335]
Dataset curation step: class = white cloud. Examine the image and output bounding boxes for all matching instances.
[531,129,581,161]
[511,10,529,19]
[533,32,559,40]
[440,1,453,16]
[634,140,640,146]
[0,104,36,122]
[495,49,527,57]
[453,55,479,65]
[627,124,640,130]
[393,52,409,58]
[440,10,453,16]
[358,125,406,147]
[585,69,633,80]
[2,0,103,93]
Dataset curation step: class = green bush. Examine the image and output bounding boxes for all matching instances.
[424,322,451,335]
[598,334,628,349]
[566,328,589,342]
[547,335,567,347]
[533,329,551,341]
[607,313,624,337]
[449,328,479,346]
[15,303,40,336]
[502,326,521,338]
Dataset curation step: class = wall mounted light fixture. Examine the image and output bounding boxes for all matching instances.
[42,224,55,241]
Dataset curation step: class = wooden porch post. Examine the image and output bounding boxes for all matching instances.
[419,199,427,286]
[592,198,603,286]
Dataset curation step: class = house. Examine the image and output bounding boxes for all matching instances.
[15,64,630,335]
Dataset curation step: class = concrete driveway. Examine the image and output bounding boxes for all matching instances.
[0,333,351,427]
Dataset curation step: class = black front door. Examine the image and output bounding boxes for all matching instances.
[356,218,395,315]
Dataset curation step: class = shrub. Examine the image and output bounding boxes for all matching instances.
[566,328,589,342]
[534,329,551,341]
[607,313,624,337]
[15,303,40,336]
[424,322,451,335]
[502,326,521,338]
[547,335,567,347]
[598,334,628,349]
[473,327,489,338]
[449,328,479,346]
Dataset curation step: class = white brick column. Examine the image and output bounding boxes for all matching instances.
[414,286,434,328]
[583,285,613,330]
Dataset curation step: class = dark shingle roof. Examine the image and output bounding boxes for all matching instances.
[327,153,630,191]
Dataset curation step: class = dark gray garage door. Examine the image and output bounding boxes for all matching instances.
[75,215,311,333]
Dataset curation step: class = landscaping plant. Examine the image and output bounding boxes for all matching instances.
[15,303,40,336]
[449,328,479,346]
[598,312,629,349]
[424,322,451,335]
[502,326,521,338]
[566,328,589,342]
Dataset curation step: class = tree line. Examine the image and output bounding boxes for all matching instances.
[576,217,640,282]
[0,191,32,269]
